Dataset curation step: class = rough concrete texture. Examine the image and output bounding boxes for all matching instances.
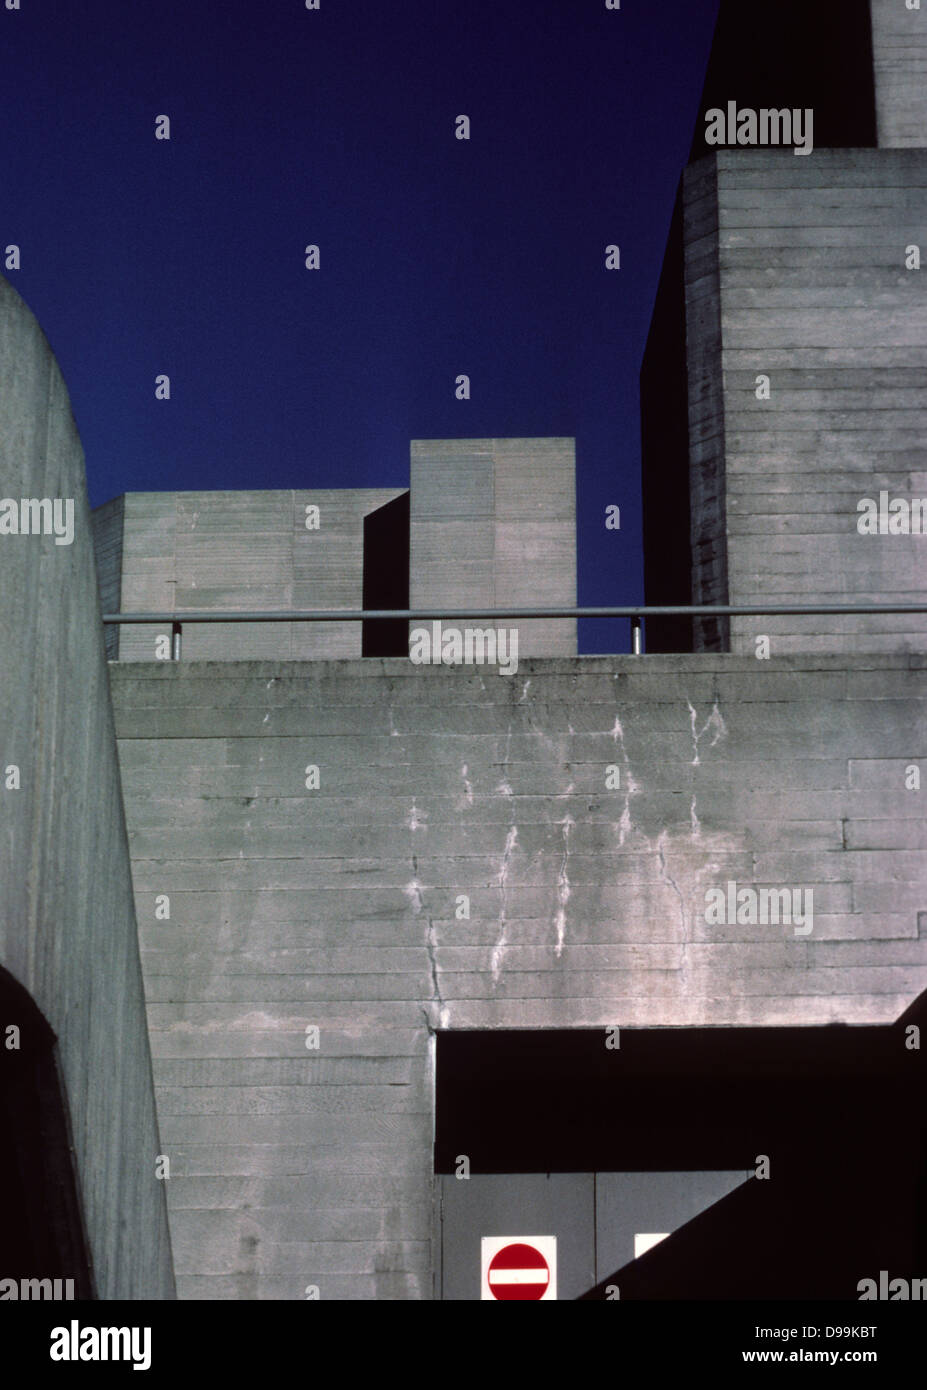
[0,275,175,1298]
[90,493,123,659]
[410,438,577,656]
[682,149,927,653]
[871,0,927,148]
[110,653,927,1298]
[95,488,406,661]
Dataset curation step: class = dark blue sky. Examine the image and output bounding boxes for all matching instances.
[2,0,718,651]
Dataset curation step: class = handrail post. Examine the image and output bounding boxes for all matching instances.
[171,621,182,662]
[631,615,642,655]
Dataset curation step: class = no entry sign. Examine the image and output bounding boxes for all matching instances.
[481,1236,557,1300]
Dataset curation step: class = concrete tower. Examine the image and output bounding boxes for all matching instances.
[642,0,927,654]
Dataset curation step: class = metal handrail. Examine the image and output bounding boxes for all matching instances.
[103,604,927,621]
[101,603,927,659]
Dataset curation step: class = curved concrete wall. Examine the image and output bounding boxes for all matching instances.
[0,275,174,1298]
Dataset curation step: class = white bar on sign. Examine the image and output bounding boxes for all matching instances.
[488,1270,551,1285]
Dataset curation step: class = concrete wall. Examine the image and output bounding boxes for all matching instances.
[97,488,406,661]
[91,493,124,660]
[641,187,698,653]
[110,652,927,1298]
[0,275,174,1298]
[679,148,927,653]
[871,0,927,148]
[410,438,577,656]
[683,157,730,652]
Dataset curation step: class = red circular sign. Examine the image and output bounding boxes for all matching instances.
[488,1242,550,1300]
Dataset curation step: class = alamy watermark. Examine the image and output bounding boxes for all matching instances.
[704,102,814,156]
[705,880,813,935]
[858,1271,927,1300]
[0,1276,75,1300]
[856,492,927,535]
[409,621,519,676]
[0,497,74,545]
[50,1320,151,1371]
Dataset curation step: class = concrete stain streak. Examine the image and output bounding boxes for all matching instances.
[496,712,515,799]
[490,825,519,984]
[687,698,727,837]
[688,698,727,768]
[611,712,640,847]
[166,1010,286,1034]
[403,873,424,916]
[553,815,574,958]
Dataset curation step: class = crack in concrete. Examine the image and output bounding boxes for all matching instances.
[425,915,449,1030]
[656,827,689,984]
[407,853,449,1030]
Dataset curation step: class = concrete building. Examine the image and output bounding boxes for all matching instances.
[1,0,925,1302]
[643,0,927,655]
[93,437,576,663]
[91,488,407,662]
[410,437,577,657]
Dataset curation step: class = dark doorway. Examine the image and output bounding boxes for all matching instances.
[436,1004,927,1299]
[0,966,95,1296]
